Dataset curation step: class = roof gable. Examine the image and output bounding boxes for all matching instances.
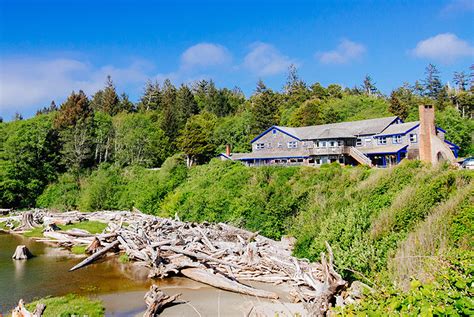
[251,126,301,143]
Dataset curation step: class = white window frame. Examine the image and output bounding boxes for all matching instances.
[409,133,417,143]
[277,142,282,148]
[378,137,387,145]
[288,141,298,149]
[256,143,265,150]
[356,138,362,146]
[392,135,402,144]
[318,141,327,148]
[364,138,372,145]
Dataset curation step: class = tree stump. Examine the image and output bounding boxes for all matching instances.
[143,285,183,316]
[85,237,102,254]
[12,245,33,260]
[16,211,38,231]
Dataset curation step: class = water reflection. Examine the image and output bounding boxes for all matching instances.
[0,232,150,313]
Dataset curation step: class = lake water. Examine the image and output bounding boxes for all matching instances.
[0,232,300,316]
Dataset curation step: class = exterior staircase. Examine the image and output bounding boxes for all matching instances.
[349,147,373,166]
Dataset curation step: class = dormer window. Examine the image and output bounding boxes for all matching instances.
[256,143,265,150]
[378,137,387,145]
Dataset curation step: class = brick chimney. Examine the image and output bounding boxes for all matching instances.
[419,104,435,163]
[225,144,231,157]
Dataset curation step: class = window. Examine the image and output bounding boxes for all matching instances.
[267,142,272,148]
[378,137,387,145]
[316,158,321,164]
[410,134,417,143]
[329,141,336,147]
[256,143,265,150]
[318,141,327,147]
[277,142,282,148]
[392,135,402,144]
[364,138,372,144]
[272,129,277,135]
[356,138,362,146]
[338,140,344,146]
[288,141,298,148]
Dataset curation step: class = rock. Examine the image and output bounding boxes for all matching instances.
[347,281,374,299]
[12,245,34,260]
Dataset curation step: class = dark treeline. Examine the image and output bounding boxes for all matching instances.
[1,64,473,208]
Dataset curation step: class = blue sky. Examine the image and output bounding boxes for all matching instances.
[0,0,473,119]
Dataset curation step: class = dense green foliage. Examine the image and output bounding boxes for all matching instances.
[1,64,472,209]
[26,294,104,317]
[37,155,188,213]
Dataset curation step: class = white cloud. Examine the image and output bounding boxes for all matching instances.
[180,43,231,69]
[243,42,295,76]
[0,57,149,115]
[441,0,474,16]
[411,33,474,63]
[317,39,366,65]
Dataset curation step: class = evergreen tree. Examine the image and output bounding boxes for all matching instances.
[178,113,217,167]
[101,75,120,115]
[160,79,179,142]
[118,93,135,113]
[193,79,210,110]
[389,90,409,120]
[453,71,468,91]
[176,84,199,129]
[423,64,443,99]
[362,75,378,95]
[137,80,161,112]
[250,80,279,134]
[54,90,92,129]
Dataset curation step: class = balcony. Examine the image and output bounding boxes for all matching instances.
[309,146,349,156]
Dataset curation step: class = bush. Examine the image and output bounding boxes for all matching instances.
[37,173,80,210]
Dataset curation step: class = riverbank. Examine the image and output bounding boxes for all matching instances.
[1,210,319,316]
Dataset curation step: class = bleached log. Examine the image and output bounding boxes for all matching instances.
[161,245,242,269]
[69,240,119,271]
[180,268,279,299]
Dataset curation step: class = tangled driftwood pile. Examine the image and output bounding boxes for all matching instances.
[3,209,347,316]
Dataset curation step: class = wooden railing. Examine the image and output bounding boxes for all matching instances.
[349,147,372,166]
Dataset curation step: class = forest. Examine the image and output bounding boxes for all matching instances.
[1,63,473,209]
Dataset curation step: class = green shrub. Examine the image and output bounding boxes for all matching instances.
[36,173,80,210]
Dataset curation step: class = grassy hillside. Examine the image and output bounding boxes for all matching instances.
[37,158,473,314]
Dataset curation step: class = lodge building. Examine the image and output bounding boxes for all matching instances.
[220,105,459,167]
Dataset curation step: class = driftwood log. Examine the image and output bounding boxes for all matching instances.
[5,210,347,315]
[180,267,279,299]
[143,285,183,317]
[12,245,33,260]
[69,240,119,271]
[12,299,45,317]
